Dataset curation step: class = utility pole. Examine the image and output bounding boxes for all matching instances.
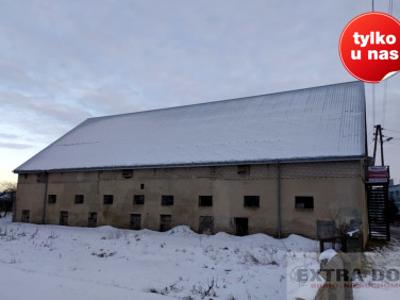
[372,124,385,166]
[380,125,384,165]
[373,125,378,165]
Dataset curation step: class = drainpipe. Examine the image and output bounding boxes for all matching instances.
[277,161,282,238]
[42,172,49,224]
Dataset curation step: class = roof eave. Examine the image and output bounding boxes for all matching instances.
[13,154,366,174]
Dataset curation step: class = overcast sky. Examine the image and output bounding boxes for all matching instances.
[0,0,399,183]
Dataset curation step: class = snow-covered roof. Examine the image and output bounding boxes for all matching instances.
[15,81,366,173]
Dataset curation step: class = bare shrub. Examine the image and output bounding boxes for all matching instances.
[191,277,218,299]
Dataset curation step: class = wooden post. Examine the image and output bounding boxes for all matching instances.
[379,125,384,166]
[372,125,378,166]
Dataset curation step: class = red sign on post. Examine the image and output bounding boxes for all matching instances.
[368,166,389,183]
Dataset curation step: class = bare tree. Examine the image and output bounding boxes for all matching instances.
[0,181,16,217]
[0,181,16,192]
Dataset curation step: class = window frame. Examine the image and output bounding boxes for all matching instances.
[199,195,213,207]
[244,195,260,208]
[48,194,57,204]
[295,196,314,210]
[122,169,133,179]
[103,194,114,205]
[74,194,84,204]
[133,195,145,205]
[161,195,174,206]
[237,165,250,175]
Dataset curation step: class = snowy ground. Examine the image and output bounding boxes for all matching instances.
[352,227,400,300]
[1,215,399,300]
[0,215,318,300]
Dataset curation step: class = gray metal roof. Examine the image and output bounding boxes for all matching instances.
[15,81,366,173]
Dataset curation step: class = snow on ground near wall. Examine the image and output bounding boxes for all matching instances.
[319,249,337,262]
[2,215,400,300]
[352,232,400,300]
[0,215,318,300]
[1,264,171,300]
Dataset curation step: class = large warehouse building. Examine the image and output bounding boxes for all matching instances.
[14,81,368,242]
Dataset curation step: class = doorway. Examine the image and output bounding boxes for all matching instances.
[234,217,248,236]
[160,214,172,232]
[130,214,141,230]
[88,212,97,227]
[59,211,68,226]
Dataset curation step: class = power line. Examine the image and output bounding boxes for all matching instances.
[384,128,400,134]
[386,140,400,146]
[382,0,395,127]
[382,80,388,127]
[388,0,394,15]
[372,84,376,126]
[385,136,400,141]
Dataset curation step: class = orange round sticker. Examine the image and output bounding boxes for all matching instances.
[339,12,400,83]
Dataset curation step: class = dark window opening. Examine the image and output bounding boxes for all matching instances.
[130,214,141,230]
[237,165,250,175]
[36,173,47,183]
[199,195,213,207]
[88,212,97,227]
[140,183,145,190]
[234,217,248,236]
[161,195,174,206]
[199,216,214,234]
[244,196,260,208]
[210,167,217,176]
[133,195,145,205]
[103,195,114,205]
[75,194,84,204]
[295,196,314,209]
[122,169,133,179]
[21,210,30,223]
[59,211,68,226]
[48,194,57,204]
[160,214,172,232]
